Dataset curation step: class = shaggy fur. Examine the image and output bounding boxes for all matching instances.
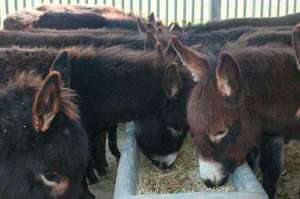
[191,13,300,33]
[54,45,194,175]
[0,72,88,199]
[4,5,138,31]
[0,47,59,83]
[229,30,292,48]
[186,45,300,199]
[0,30,147,50]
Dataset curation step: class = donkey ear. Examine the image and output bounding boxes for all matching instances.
[156,42,164,58]
[163,62,182,99]
[144,31,157,50]
[137,18,147,33]
[147,22,157,34]
[292,23,300,69]
[185,22,192,31]
[169,22,182,32]
[32,72,62,133]
[156,26,164,36]
[216,53,241,97]
[148,13,155,23]
[51,50,71,86]
[171,36,209,80]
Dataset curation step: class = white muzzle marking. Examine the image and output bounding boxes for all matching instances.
[152,152,178,167]
[198,157,224,183]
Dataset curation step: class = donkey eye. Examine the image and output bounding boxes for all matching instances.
[210,129,228,143]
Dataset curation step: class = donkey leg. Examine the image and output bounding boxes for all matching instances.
[259,135,284,199]
[85,125,101,184]
[108,125,121,162]
[246,147,259,171]
[95,131,108,176]
[82,178,95,199]
[85,158,99,185]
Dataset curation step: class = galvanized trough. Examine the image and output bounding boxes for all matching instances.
[114,122,269,199]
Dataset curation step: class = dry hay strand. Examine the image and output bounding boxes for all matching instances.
[277,140,300,199]
[137,134,235,194]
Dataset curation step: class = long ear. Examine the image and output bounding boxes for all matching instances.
[51,50,71,87]
[147,22,157,34]
[144,31,158,50]
[169,22,182,32]
[148,13,155,23]
[171,36,209,80]
[163,62,182,99]
[164,39,177,58]
[32,72,62,133]
[185,22,192,31]
[156,42,164,59]
[137,18,147,33]
[216,53,242,98]
[292,23,300,69]
[156,26,164,36]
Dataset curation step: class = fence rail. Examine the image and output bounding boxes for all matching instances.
[1,0,300,27]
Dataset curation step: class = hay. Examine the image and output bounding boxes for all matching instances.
[137,135,235,194]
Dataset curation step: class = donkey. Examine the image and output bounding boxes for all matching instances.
[4,5,138,31]
[0,46,58,83]
[231,30,292,48]
[27,27,136,36]
[50,45,194,181]
[171,36,300,199]
[190,12,300,33]
[0,30,147,50]
[0,71,91,199]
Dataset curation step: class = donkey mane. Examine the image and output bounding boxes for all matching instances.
[6,72,80,123]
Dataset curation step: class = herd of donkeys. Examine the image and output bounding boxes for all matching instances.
[0,4,300,199]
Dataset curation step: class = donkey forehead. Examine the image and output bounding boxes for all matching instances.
[191,80,238,133]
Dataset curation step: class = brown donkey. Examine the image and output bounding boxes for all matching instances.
[172,36,300,199]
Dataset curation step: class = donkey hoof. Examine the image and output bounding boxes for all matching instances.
[87,175,99,185]
[96,166,107,176]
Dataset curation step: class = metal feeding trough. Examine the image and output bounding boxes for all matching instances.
[114,122,268,199]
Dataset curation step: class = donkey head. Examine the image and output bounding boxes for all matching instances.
[171,36,257,187]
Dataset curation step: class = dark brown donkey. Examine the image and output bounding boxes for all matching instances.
[171,36,300,199]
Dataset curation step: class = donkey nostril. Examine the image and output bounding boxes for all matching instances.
[161,162,172,169]
[151,160,161,168]
[204,179,216,188]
